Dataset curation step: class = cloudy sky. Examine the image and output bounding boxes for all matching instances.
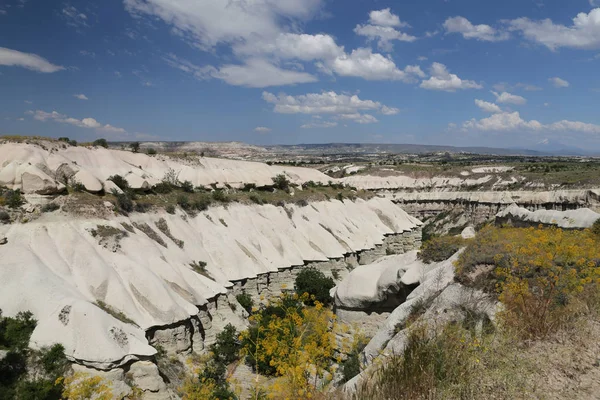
[2,0,600,149]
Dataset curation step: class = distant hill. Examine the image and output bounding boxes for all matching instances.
[267,143,552,156]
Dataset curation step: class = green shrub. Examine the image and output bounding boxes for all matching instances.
[70,180,85,192]
[113,191,133,213]
[592,218,600,236]
[210,324,240,365]
[153,182,174,194]
[236,292,254,314]
[0,310,37,350]
[294,267,335,306]
[0,210,9,223]
[146,148,157,155]
[4,190,24,209]
[166,204,175,214]
[181,180,194,193]
[194,198,211,211]
[242,183,256,191]
[177,194,191,210]
[108,175,130,192]
[211,190,229,203]
[418,235,465,264]
[272,174,290,190]
[41,203,60,213]
[92,138,108,148]
[341,338,368,383]
[130,142,140,153]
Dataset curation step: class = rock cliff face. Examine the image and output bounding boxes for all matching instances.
[385,189,600,229]
[0,193,422,398]
[0,141,332,193]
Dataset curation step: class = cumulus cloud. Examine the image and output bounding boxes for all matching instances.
[233,33,344,61]
[475,99,502,113]
[355,8,415,51]
[300,121,338,129]
[331,48,424,81]
[254,126,271,133]
[124,0,324,50]
[444,16,509,41]
[262,91,399,124]
[507,8,600,50]
[215,59,317,87]
[463,112,542,131]
[368,8,409,27]
[263,91,395,115]
[28,110,127,134]
[165,55,316,88]
[492,91,527,105]
[549,77,570,88]
[463,112,600,134]
[0,47,63,73]
[420,62,482,92]
[73,94,88,100]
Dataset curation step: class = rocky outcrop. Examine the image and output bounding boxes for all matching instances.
[496,205,600,229]
[0,197,421,372]
[0,142,333,192]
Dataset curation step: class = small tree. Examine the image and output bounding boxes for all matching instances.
[295,267,335,306]
[92,138,108,148]
[592,218,600,237]
[272,174,291,191]
[129,142,140,153]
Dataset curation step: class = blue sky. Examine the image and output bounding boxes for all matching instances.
[1,0,600,149]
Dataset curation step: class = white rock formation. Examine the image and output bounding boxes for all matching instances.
[0,196,421,370]
[340,174,493,190]
[460,226,476,239]
[0,142,333,193]
[334,252,423,310]
[496,204,600,229]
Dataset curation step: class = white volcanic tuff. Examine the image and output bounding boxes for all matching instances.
[334,251,424,309]
[497,204,600,228]
[388,189,600,204]
[339,174,493,190]
[0,198,420,367]
[0,142,332,193]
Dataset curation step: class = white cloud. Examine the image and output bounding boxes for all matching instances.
[301,121,338,129]
[475,99,502,113]
[165,55,316,88]
[215,59,317,88]
[368,8,409,28]
[549,77,570,88]
[444,16,509,41]
[420,62,482,92]
[548,120,600,133]
[354,24,416,51]
[62,5,88,28]
[507,8,600,50]
[331,48,424,81]
[74,94,88,100]
[492,91,527,105]
[417,56,428,61]
[124,0,324,50]
[337,113,378,124]
[254,126,271,133]
[380,105,400,115]
[262,91,397,116]
[28,110,127,135]
[0,47,63,73]
[0,9,6,15]
[463,112,543,131]
[355,8,415,52]
[233,33,344,61]
[463,112,600,134]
